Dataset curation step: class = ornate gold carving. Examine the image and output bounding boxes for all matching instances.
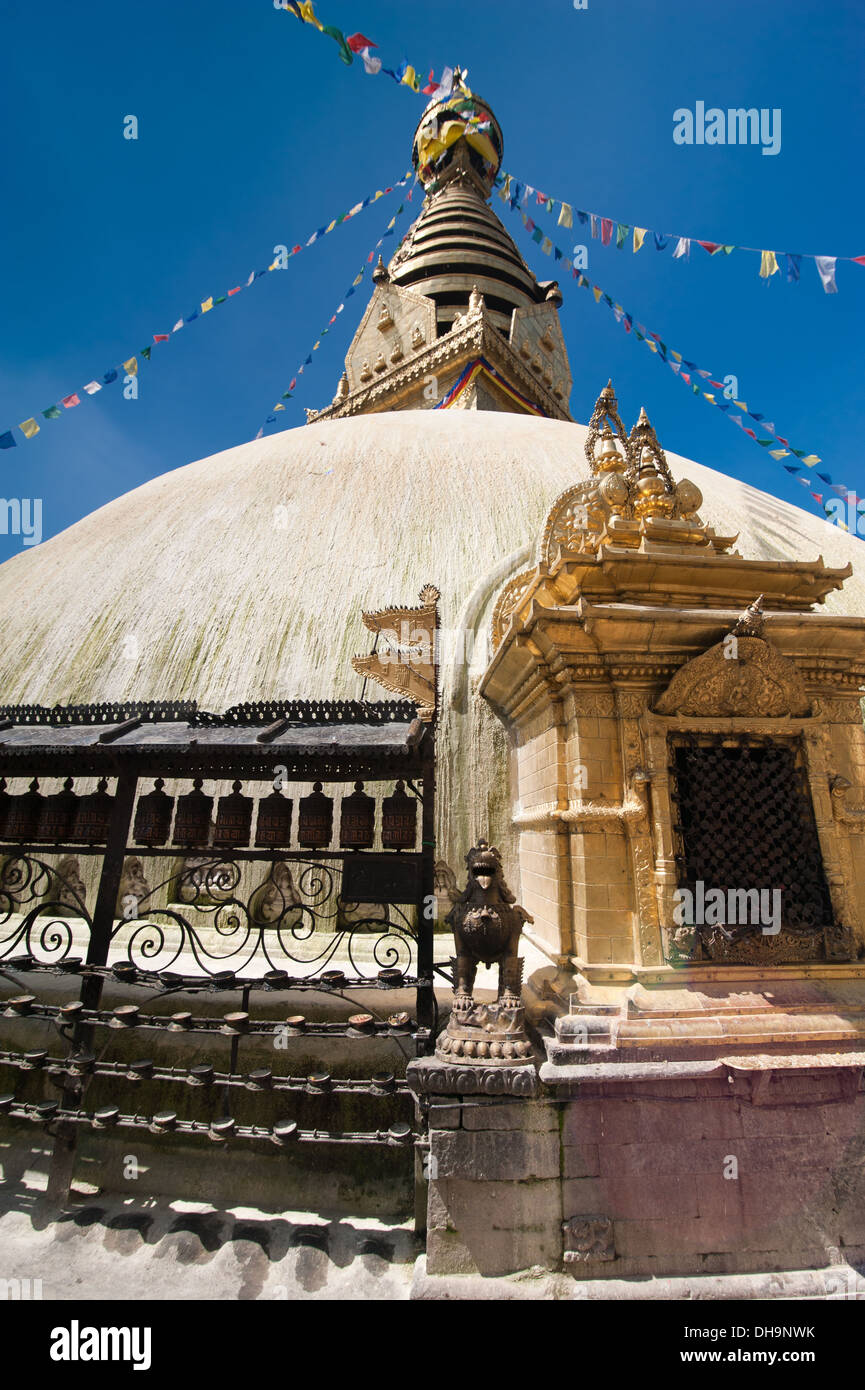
[654,636,811,718]
[490,569,537,652]
[585,381,631,475]
[830,775,865,831]
[629,407,676,503]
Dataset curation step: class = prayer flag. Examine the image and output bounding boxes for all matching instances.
[298,1,324,30]
[122,359,137,377]
[698,241,721,255]
[360,48,382,75]
[673,237,690,259]
[0,432,16,449]
[633,228,646,252]
[19,418,39,439]
[347,33,377,52]
[815,256,837,293]
[322,23,353,64]
[615,223,629,248]
[785,253,801,283]
[653,232,668,250]
[558,203,573,228]
[62,393,80,408]
[102,370,118,384]
[601,218,613,245]
[83,381,102,395]
[42,405,61,420]
[759,250,779,278]
[153,334,169,343]
[541,237,552,254]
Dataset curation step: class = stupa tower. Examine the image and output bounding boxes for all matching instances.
[313,75,572,421]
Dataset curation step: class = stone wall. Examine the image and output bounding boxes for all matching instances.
[418,1063,865,1281]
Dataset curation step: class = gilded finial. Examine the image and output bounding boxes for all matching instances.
[586,380,630,475]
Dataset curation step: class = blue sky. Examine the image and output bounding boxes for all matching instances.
[0,0,863,561]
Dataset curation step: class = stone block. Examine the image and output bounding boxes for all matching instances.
[426,1223,561,1278]
[429,1102,461,1130]
[730,1133,848,1174]
[833,1163,865,1245]
[562,1143,601,1179]
[431,1128,560,1181]
[461,1099,558,1133]
[597,1139,733,1177]
[561,1176,607,1216]
[562,1099,639,1146]
[635,1098,743,1143]
[613,1217,747,1260]
[739,1097,865,1140]
[426,1178,563,1277]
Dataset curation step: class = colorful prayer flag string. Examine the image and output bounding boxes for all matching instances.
[277,1,457,99]
[257,181,417,436]
[499,170,864,291]
[501,186,843,522]
[0,172,412,450]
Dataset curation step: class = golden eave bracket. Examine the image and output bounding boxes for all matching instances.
[352,584,440,722]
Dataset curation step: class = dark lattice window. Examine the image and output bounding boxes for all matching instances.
[669,734,835,934]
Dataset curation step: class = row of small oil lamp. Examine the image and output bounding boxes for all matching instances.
[0,777,418,851]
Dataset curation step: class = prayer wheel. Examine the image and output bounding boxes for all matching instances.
[213,780,253,848]
[254,790,293,849]
[133,779,174,846]
[339,781,376,849]
[297,782,333,848]
[172,779,213,847]
[381,780,417,850]
[72,778,114,845]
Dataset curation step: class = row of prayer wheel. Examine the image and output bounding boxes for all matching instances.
[0,777,417,851]
[0,778,115,846]
[133,779,417,850]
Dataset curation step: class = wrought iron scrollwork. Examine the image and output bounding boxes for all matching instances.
[0,852,93,964]
[109,853,417,979]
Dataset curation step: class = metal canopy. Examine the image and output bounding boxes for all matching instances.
[0,700,428,780]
